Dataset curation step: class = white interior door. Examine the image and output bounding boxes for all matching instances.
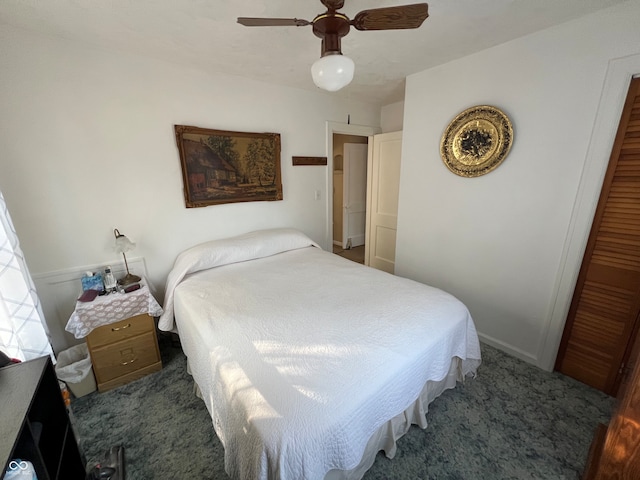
[365,131,402,273]
[342,143,368,248]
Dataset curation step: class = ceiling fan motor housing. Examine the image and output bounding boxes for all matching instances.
[312,13,350,56]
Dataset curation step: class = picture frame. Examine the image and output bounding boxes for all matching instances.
[174,125,283,208]
[440,105,513,178]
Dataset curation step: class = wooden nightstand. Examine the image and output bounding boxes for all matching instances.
[66,282,164,393]
[86,313,162,392]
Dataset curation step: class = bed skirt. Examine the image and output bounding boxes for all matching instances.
[189,356,465,480]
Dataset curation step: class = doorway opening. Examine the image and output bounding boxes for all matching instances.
[325,122,379,266]
[332,133,368,264]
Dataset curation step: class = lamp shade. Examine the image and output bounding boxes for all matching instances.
[311,53,355,92]
[113,228,141,285]
[114,230,136,253]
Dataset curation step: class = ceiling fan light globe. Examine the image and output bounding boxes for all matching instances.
[311,54,354,92]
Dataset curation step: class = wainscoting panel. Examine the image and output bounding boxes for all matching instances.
[33,258,148,354]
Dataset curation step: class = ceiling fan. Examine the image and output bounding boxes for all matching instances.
[238,1,429,92]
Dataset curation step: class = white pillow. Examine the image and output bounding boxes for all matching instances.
[158,228,319,331]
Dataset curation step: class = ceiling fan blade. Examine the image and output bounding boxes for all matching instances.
[351,3,429,31]
[237,17,311,27]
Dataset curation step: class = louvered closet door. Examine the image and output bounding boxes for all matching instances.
[556,77,640,396]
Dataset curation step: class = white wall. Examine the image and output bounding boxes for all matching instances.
[0,25,380,349]
[381,101,404,133]
[397,1,640,369]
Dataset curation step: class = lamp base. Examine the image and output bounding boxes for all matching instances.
[118,273,141,287]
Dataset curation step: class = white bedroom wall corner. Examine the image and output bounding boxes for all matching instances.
[538,53,640,371]
[381,101,404,133]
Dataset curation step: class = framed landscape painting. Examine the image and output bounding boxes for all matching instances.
[174,125,283,208]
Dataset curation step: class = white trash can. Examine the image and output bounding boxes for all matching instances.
[55,343,97,397]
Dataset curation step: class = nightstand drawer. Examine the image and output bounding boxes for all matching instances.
[87,314,154,349]
[90,331,160,384]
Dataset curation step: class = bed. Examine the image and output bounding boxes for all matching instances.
[158,228,481,480]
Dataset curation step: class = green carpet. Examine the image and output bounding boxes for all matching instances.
[72,334,613,479]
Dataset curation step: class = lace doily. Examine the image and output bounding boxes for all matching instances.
[66,284,163,338]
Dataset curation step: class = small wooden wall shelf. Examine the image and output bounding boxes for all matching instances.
[292,156,327,166]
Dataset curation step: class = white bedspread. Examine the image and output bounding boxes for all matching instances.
[169,230,481,480]
[158,227,319,332]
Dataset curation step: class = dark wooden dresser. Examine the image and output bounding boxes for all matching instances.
[0,356,86,479]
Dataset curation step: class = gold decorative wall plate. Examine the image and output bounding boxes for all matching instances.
[440,105,513,177]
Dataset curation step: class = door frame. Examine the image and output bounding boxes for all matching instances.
[325,122,379,251]
[539,55,640,371]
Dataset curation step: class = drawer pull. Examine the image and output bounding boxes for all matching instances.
[120,347,136,366]
[112,323,132,332]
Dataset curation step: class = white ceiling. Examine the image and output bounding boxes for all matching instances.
[0,0,628,105]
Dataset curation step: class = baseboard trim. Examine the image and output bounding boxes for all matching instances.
[478,332,539,368]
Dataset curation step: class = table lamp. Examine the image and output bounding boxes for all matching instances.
[113,228,141,286]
